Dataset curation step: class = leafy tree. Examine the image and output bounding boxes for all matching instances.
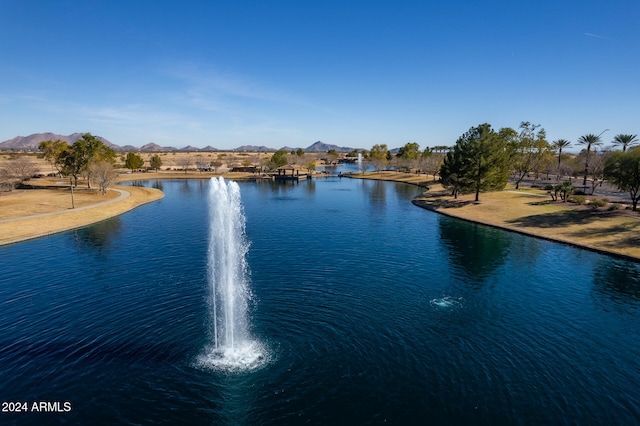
[150,154,162,172]
[509,122,550,189]
[305,160,317,174]
[38,139,68,176]
[551,139,572,170]
[125,152,144,171]
[577,133,604,186]
[60,133,115,187]
[560,180,574,202]
[612,134,638,152]
[396,142,421,171]
[604,147,640,211]
[270,149,289,169]
[440,123,510,201]
[369,144,390,171]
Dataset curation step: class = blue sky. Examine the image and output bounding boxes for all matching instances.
[1,0,638,150]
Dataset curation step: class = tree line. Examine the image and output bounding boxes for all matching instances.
[364,123,640,210]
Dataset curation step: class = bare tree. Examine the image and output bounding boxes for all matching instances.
[176,156,192,173]
[1,156,38,189]
[0,168,13,191]
[194,155,209,172]
[587,150,610,195]
[89,161,116,195]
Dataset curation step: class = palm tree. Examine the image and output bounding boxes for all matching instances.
[577,133,605,186]
[612,134,638,152]
[551,139,571,168]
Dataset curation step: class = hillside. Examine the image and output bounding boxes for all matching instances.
[0,132,115,150]
[304,141,353,152]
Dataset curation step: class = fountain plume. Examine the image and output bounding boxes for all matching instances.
[197,177,265,371]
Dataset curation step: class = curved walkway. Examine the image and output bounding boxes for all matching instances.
[0,188,130,223]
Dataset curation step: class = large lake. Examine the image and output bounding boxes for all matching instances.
[1,176,639,425]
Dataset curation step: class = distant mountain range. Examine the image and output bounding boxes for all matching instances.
[0,133,357,153]
[0,132,116,150]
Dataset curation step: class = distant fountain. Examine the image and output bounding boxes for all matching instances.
[197,177,265,371]
[357,153,363,171]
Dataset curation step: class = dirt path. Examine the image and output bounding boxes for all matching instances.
[0,189,129,223]
[0,185,162,246]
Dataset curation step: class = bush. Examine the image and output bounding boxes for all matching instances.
[569,195,586,205]
[608,203,622,211]
[589,199,607,208]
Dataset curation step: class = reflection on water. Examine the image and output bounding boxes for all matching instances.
[72,217,122,255]
[361,179,387,209]
[594,258,640,305]
[1,177,639,424]
[438,217,511,282]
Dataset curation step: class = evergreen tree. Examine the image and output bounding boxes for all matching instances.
[125,152,144,171]
[440,123,509,201]
[150,154,162,172]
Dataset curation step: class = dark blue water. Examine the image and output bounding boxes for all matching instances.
[1,177,639,425]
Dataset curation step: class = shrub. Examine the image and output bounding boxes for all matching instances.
[608,203,622,211]
[590,199,607,208]
[569,195,586,205]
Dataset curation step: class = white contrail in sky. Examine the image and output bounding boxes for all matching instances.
[584,32,610,40]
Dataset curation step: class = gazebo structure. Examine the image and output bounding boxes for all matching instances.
[274,165,307,181]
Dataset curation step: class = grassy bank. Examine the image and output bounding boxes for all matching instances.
[346,171,640,261]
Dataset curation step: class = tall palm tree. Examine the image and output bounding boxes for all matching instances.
[551,139,571,168]
[577,133,604,186]
[612,134,638,152]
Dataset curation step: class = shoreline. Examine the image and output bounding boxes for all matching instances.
[0,171,265,246]
[2,171,640,263]
[345,171,640,263]
[411,196,640,264]
[0,183,164,246]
